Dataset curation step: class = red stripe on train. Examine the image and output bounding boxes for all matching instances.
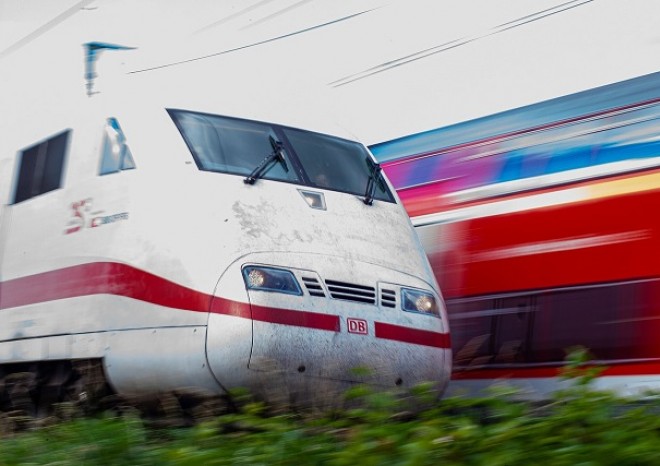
[0,262,210,311]
[0,262,448,347]
[375,322,451,348]
[209,298,341,332]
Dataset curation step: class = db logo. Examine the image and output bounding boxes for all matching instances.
[347,318,368,335]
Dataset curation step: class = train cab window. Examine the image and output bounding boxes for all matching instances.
[169,110,300,183]
[13,130,69,204]
[282,127,394,202]
[170,109,395,201]
[99,118,135,175]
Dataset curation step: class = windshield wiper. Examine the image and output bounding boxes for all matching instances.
[244,136,289,184]
[363,162,382,205]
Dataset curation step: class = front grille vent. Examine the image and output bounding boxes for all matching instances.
[302,276,325,297]
[380,288,396,308]
[325,279,375,304]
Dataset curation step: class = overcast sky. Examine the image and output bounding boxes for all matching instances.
[1,0,659,145]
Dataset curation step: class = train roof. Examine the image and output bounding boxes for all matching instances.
[371,71,660,162]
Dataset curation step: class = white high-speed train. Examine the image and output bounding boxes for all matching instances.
[0,82,450,410]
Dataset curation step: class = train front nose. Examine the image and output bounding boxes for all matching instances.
[206,253,451,405]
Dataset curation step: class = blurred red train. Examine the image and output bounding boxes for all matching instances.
[371,72,660,397]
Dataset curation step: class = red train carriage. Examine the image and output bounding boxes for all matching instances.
[372,72,660,396]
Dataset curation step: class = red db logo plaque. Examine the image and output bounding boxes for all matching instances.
[347,318,368,335]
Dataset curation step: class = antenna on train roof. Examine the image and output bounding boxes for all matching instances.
[83,41,136,97]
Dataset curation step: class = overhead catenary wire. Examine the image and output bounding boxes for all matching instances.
[328,0,595,88]
[129,8,379,74]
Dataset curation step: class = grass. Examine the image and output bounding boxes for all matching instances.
[2,349,660,465]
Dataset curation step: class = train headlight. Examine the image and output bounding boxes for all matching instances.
[401,288,439,317]
[242,266,302,296]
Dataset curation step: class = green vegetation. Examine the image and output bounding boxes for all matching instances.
[2,350,660,465]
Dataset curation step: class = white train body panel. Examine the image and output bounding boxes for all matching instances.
[0,91,450,401]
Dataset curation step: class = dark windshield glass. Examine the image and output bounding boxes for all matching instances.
[282,128,393,202]
[169,109,394,203]
[171,111,299,183]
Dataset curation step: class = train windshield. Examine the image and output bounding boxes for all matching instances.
[169,109,394,202]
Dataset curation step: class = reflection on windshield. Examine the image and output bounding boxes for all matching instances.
[169,109,394,203]
[170,111,299,183]
[282,128,391,202]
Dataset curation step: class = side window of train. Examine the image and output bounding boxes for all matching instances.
[450,282,656,368]
[13,130,70,204]
[99,118,135,175]
[449,296,535,367]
